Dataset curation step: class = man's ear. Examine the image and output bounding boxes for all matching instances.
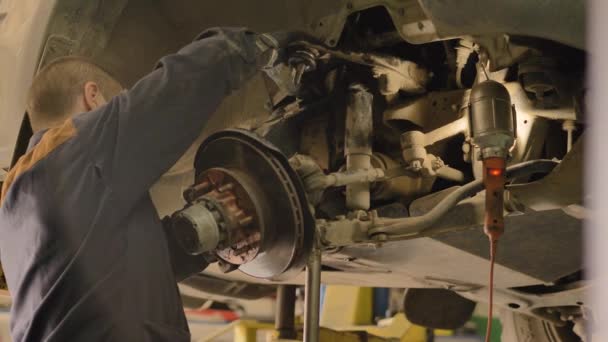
[83,81,107,111]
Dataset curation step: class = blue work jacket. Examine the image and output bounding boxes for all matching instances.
[0,28,262,341]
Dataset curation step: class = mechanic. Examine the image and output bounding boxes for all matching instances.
[0,28,297,341]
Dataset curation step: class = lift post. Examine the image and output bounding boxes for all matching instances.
[303,244,322,342]
[275,285,297,339]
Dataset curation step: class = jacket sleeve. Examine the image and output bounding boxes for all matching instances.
[78,27,265,212]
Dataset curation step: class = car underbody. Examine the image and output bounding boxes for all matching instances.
[0,0,587,340]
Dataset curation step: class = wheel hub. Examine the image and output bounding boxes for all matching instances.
[170,130,314,280]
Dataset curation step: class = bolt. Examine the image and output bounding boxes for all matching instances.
[218,197,234,205]
[183,181,210,201]
[410,160,423,171]
[292,63,307,86]
[218,183,234,192]
[431,157,444,170]
[239,216,253,226]
[373,233,388,248]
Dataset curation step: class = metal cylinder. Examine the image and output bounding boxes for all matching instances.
[424,116,469,146]
[275,285,297,339]
[326,168,385,187]
[436,166,466,183]
[303,247,322,342]
[172,202,221,255]
[400,130,426,167]
[345,84,373,210]
[562,119,576,152]
[469,80,516,159]
[370,153,433,201]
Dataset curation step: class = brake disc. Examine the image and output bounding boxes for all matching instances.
[191,129,314,281]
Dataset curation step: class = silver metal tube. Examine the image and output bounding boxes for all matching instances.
[369,159,559,237]
[436,166,466,183]
[345,84,373,210]
[325,168,385,187]
[425,116,469,146]
[303,246,322,342]
[563,120,576,152]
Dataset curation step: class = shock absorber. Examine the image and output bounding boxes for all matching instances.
[468,80,516,342]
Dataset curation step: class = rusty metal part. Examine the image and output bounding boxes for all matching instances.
[506,82,576,121]
[507,137,583,212]
[217,259,239,274]
[517,55,564,108]
[371,57,430,95]
[299,118,330,170]
[384,89,466,129]
[321,196,582,284]
[383,83,553,169]
[399,129,466,182]
[367,159,558,238]
[370,153,436,203]
[400,131,426,169]
[296,41,430,93]
[194,129,314,280]
[290,152,437,206]
[472,36,531,72]
[435,164,466,183]
[425,117,469,146]
[345,84,374,210]
[289,154,328,206]
[319,160,558,248]
[196,168,263,265]
[306,1,583,49]
[288,47,319,87]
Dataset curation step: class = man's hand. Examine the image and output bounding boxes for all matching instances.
[256,31,320,95]
[255,31,318,69]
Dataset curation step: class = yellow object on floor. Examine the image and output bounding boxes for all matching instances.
[206,285,430,341]
[319,285,427,342]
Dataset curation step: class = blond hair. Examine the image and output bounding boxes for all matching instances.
[26,56,122,131]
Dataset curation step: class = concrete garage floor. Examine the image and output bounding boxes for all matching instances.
[0,310,263,342]
[0,312,277,342]
[0,293,277,342]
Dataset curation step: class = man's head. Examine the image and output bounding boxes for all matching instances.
[26,56,123,132]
